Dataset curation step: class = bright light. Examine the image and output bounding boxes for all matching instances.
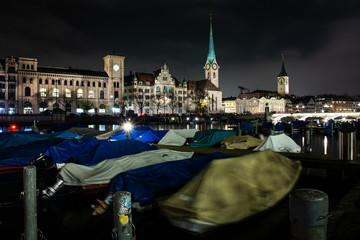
[10,124,17,131]
[123,122,133,132]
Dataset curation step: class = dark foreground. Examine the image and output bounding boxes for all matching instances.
[1,173,359,240]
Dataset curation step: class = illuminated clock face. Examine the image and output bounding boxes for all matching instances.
[212,63,217,70]
[279,77,285,84]
[206,63,210,70]
[113,64,120,71]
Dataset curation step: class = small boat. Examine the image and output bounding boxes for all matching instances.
[160,150,302,233]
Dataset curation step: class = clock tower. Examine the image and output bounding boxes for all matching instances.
[277,54,289,96]
[204,15,219,88]
[103,54,125,107]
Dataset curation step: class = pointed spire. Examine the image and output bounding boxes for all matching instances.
[133,68,137,81]
[278,54,288,76]
[207,14,216,64]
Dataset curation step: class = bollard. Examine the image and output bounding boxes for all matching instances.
[113,191,133,240]
[255,120,258,135]
[289,189,329,240]
[291,122,294,136]
[23,165,38,240]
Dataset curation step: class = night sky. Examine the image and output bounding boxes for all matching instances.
[2,0,360,98]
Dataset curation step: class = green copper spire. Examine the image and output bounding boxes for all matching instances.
[207,14,216,64]
[278,54,288,76]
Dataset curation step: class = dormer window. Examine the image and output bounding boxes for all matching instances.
[163,77,167,81]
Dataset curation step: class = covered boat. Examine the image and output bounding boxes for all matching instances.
[190,129,236,147]
[157,129,199,146]
[60,148,194,186]
[254,133,301,153]
[108,125,168,143]
[160,150,302,233]
[221,135,263,150]
[44,139,157,166]
[108,152,231,207]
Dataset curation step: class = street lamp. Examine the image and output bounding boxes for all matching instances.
[123,122,133,139]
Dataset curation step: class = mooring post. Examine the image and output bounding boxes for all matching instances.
[291,121,294,136]
[289,188,329,240]
[23,165,38,240]
[113,191,133,240]
[255,120,258,135]
[331,122,334,136]
[237,122,242,136]
[305,129,311,153]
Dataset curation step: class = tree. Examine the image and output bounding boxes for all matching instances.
[132,91,146,114]
[192,89,208,114]
[79,101,94,113]
[151,94,163,115]
[168,93,180,114]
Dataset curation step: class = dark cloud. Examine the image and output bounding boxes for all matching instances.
[1,0,360,97]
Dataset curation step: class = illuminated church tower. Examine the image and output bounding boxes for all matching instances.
[277,54,289,96]
[204,15,219,88]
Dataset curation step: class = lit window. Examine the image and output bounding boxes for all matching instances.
[89,90,95,98]
[53,88,59,97]
[40,88,46,97]
[77,89,83,98]
[66,89,71,98]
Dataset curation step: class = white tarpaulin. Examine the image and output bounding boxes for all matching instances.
[158,129,199,146]
[60,149,194,186]
[254,133,301,153]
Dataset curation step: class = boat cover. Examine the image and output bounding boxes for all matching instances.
[254,133,301,153]
[158,129,199,146]
[109,152,232,206]
[190,129,237,147]
[0,131,80,149]
[60,149,194,186]
[0,138,65,167]
[239,121,254,131]
[45,139,157,166]
[221,135,263,150]
[109,126,168,143]
[160,150,301,226]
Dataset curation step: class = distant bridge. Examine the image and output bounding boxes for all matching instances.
[271,112,360,122]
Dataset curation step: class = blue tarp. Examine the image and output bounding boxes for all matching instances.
[0,138,65,167]
[190,129,237,147]
[109,152,231,206]
[0,131,80,149]
[45,139,158,166]
[109,126,168,143]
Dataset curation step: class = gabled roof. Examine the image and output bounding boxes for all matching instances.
[187,79,221,91]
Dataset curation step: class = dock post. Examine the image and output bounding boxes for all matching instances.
[291,122,294,136]
[113,191,133,240]
[255,120,258,135]
[331,122,334,136]
[305,129,311,152]
[289,188,329,240]
[23,165,38,240]
[237,122,242,136]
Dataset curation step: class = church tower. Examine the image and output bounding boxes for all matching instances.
[204,15,219,88]
[277,54,289,96]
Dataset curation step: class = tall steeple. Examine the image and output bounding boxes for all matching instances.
[278,53,288,77]
[207,14,216,64]
[277,54,289,96]
[204,14,219,88]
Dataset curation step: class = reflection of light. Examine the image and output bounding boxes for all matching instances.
[302,137,305,146]
[171,117,175,121]
[186,117,190,121]
[324,136,328,155]
[195,117,199,121]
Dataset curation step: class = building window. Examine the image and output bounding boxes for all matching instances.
[169,87,172,93]
[23,77,26,83]
[65,89,71,98]
[104,83,106,88]
[117,82,119,88]
[213,72,216,78]
[77,89,83,98]
[25,87,31,96]
[93,82,95,87]
[100,90,104,99]
[70,80,73,86]
[64,80,67,85]
[163,86,167,93]
[156,86,160,92]
[30,78,33,84]
[98,82,101,87]
[114,91,119,99]
[45,79,49,84]
[87,82,90,87]
[89,90,94,98]
[22,64,25,69]
[163,77,167,81]
[39,78,42,84]
[57,79,61,85]
[40,88,46,97]
[114,82,116,88]
[53,88,59,97]
[81,81,84,87]
[52,79,55,85]
[76,81,79,86]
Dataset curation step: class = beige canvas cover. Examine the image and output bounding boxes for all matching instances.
[221,135,263,150]
[160,149,301,226]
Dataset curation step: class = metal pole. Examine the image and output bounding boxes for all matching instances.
[237,122,242,136]
[291,122,294,136]
[255,120,258,135]
[289,189,329,240]
[113,191,133,240]
[23,165,37,240]
[305,129,311,153]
